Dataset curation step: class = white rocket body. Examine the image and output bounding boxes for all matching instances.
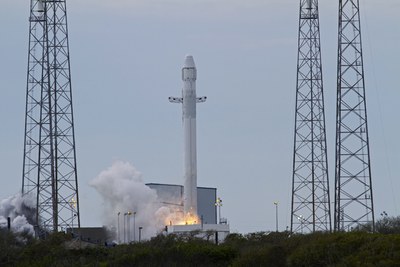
[182,56,198,217]
[169,55,206,221]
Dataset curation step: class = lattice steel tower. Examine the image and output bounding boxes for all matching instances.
[291,0,331,233]
[22,0,80,235]
[334,0,374,231]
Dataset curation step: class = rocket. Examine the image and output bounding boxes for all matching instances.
[169,55,206,220]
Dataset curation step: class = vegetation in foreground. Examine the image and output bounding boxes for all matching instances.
[2,216,400,266]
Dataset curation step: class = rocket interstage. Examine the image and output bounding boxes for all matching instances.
[169,55,206,224]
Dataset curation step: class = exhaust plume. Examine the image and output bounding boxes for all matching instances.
[90,161,174,242]
[0,193,35,235]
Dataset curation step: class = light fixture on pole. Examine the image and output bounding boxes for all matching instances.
[215,197,223,224]
[123,212,128,243]
[133,211,137,242]
[69,197,77,235]
[127,211,132,242]
[273,201,279,232]
[297,215,304,234]
[117,212,121,243]
[139,226,143,242]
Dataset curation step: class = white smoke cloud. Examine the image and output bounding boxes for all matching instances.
[0,193,35,236]
[90,161,175,242]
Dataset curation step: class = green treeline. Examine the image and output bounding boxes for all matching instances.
[1,229,400,266]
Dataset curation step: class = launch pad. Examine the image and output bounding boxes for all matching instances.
[166,223,230,244]
[148,183,230,242]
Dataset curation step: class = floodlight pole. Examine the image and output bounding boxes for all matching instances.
[274,202,279,232]
[215,197,223,224]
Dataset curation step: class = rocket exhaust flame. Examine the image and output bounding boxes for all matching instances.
[183,211,200,225]
[163,210,200,226]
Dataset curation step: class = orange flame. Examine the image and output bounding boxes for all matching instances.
[164,208,200,226]
[183,212,199,225]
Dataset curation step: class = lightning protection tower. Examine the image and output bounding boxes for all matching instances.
[334,0,374,232]
[291,0,331,233]
[22,0,80,236]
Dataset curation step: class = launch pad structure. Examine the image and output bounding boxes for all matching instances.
[22,0,80,235]
[166,224,230,244]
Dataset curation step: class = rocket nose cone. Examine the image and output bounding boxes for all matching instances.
[184,55,196,69]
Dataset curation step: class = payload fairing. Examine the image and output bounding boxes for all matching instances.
[169,55,206,221]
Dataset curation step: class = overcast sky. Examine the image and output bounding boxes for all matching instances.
[0,0,400,234]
